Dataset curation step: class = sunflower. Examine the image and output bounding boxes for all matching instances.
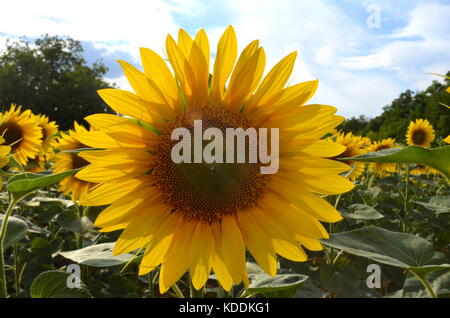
[328,131,366,181]
[0,136,11,169]
[406,119,435,147]
[76,26,354,293]
[33,114,59,154]
[445,135,450,144]
[410,164,439,177]
[0,104,42,166]
[52,122,97,201]
[368,138,398,177]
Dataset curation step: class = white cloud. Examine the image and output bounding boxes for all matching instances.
[1,0,448,119]
[339,2,450,88]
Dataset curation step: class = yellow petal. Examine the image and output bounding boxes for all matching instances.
[138,211,182,275]
[237,209,277,276]
[79,177,151,206]
[189,221,214,291]
[210,25,238,104]
[212,253,233,291]
[140,47,180,111]
[246,51,297,113]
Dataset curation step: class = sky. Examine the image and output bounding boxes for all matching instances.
[1,0,449,119]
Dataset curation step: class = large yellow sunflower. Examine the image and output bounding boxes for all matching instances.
[368,138,398,177]
[0,104,42,166]
[328,131,366,181]
[52,122,97,201]
[405,119,435,147]
[76,26,354,293]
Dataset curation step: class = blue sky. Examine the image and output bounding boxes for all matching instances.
[1,0,449,119]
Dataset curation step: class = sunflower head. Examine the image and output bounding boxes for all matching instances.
[52,122,96,201]
[368,138,398,177]
[76,26,354,293]
[33,114,59,154]
[328,131,366,181]
[406,119,435,147]
[0,104,43,166]
[0,136,11,169]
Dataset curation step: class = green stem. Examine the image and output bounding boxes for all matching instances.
[327,194,342,264]
[409,270,437,298]
[172,283,185,298]
[0,199,18,298]
[13,244,20,296]
[148,271,154,298]
[403,164,410,232]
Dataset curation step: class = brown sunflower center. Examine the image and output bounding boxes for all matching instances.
[376,145,390,151]
[411,129,426,145]
[71,143,90,170]
[152,107,268,221]
[0,122,24,151]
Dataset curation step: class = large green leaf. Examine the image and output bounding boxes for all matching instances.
[0,215,28,248]
[58,243,134,267]
[6,169,80,200]
[342,204,384,220]
[343,145,450,179]
[30,270,91,298]
[243,263,308,298]
[321,227,448,272]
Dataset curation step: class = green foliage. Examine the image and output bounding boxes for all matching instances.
[30,270,91,298]
[339,72,450,143]
[0,35,114,130]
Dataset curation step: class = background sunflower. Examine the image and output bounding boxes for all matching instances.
[0,104,42,166]
[406,118,435,147]
[368,138,399,177]
[52,122,96,201]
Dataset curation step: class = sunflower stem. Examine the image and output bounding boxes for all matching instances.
[0,198,18,298]
[402,164,410,232]
[408,270,437,298]
[172,283,185,298]
[13,244,21,296]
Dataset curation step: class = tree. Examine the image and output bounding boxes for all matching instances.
[0,35,114,130]
[339,72,450,144]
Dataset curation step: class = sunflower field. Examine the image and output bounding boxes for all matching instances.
[0,27,449,300]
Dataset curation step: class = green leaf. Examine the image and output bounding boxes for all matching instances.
[0,215,28,248]
[416,195,450,215]
[343,145,450,179]
[58,243,134,267]
[6,169,79,199]
[293,280,327,298]
[30,270,91,298]
[342,204,384,220]
[244,263,308,298]
[321,227,448,273]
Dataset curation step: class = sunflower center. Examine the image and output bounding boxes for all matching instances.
[376,145,390,151]
[152,107,268,221]
[71,143,90,170]
[411,129,426,145]
[0,122,24,151]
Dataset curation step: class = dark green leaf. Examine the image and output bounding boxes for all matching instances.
[342,204,384,220]
[0,215,28,248]
[30,270,91,298]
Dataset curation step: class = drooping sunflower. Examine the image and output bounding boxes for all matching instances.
[0,104,42,166]
[328,131,366,181]
[368,138,399,177]
[76,26,354,293]
[406,119,435,147]
[52,122,97,201]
